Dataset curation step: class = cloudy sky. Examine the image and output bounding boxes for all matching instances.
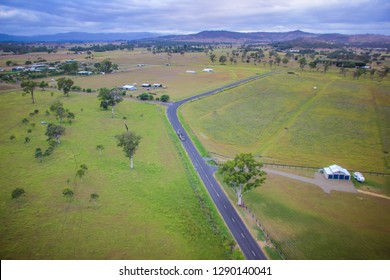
[1,0,389,35]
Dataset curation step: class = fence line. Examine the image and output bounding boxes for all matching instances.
[209,152,390,176]
[241,202,287,260]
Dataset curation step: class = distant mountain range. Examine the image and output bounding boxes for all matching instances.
[159,30,390,47]
[1,30,389,47]
[0,32,161,42]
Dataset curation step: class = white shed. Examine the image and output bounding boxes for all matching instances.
[202,68,214,72]
[323,164,351,180]
[122,85,137,91]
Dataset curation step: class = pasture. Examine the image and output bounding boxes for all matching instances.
[1,49,266,101]
[181,72,390,175]
[0,89,230,259]
[180,69,390,259]
[218,172,390,259]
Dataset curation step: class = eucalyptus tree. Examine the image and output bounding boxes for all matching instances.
[57,77,74,97]
[76,164,88,182]
[298,57,307,71]
[218,153,266,206]
[21,80,38,103]
[45,123,65,144]
[98,88,123,118]
[96,144,105,155]
[116,131,141,169]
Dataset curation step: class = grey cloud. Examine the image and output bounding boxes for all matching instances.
[1,0,389,35]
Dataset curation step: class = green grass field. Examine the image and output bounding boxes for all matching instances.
[180,69,390,259]
[217,172,390,259]
[0,89,231,259]
[182,72,390,174]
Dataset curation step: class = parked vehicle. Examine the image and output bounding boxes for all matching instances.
[353,172,365,182]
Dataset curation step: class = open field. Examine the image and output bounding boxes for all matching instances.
[2,46,389,260]
[217,172,390,259]
[181,72,390,175]
[1,49,267,101]
[0,89,231,259]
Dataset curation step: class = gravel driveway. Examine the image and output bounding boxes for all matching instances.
[264,168,358,194]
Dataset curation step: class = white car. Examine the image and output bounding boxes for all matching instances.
[353,172,365,182]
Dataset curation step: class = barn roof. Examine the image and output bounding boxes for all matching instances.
[323,164,350,176]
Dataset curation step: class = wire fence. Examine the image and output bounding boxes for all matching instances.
[241,202,287,260]
[209,152,390,176]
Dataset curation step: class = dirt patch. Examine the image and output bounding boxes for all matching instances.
[357,190,390,200]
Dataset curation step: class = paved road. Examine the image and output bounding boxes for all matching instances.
[166,72,278,260]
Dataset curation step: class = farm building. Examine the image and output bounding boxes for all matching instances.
[122,84,137,91]
[77,71,92,75]
[323,164,351,180]
[202,68,214,72]
[12,66,25,71]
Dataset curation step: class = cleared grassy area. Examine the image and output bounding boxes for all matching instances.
[182,72,390,174]
[217,172,390,259]
[1,49,268,101]
[0,90,230,259]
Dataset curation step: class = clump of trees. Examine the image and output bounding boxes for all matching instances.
[94,60,118,73]
[138,92,154,101]
[50,100,75,123]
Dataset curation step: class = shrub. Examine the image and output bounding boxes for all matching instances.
[63,188,74,199]
[138,92,150,100]
[10,135,15,140]
[12,188,25,199]
[160,94,170,102]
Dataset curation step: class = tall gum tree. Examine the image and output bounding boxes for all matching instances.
[116,131,141,169]
[21,80,38,103]
[219,153,266,206]
[98,88,123,118]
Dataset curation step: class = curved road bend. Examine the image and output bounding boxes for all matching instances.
[167,72,278,260]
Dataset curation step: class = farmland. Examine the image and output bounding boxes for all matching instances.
[181,72,390,174]
[0,89,232,259]
[1,44,390,260]
[0,49,266,101]
[180,68,390,259]
[219,171,390,259]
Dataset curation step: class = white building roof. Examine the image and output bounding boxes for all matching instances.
[323,164,350,176]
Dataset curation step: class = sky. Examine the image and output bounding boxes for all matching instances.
[1,0,389,36]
